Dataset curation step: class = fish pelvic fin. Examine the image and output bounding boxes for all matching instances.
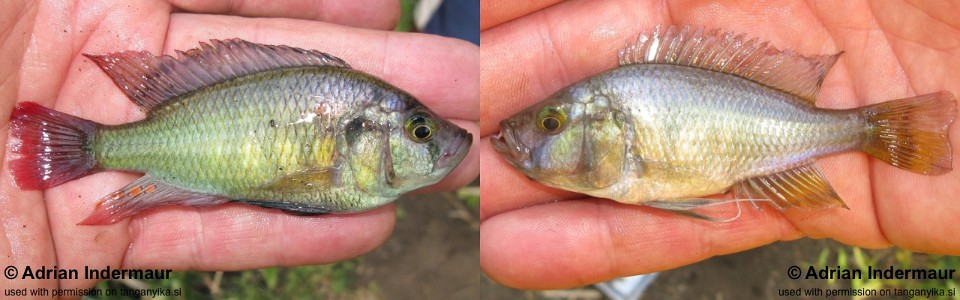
[861,92,957,175]
[619,25,840,102]
[234,200,333,215]
[84,39,351,111]
[9,102,101,190]
[79,175,230,225]
[644,198,769,222]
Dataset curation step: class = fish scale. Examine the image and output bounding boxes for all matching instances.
[10,39,471,225]
[96,68,344,197]
[493,25,953,219]
[598,65,862,182]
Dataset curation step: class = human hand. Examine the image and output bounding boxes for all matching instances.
[0,0,478,291]
[479,0,960,289]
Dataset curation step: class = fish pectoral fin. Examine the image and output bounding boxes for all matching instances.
[234,200,332,215]
[84,39,350,111]
[79,175,230,225]
[644,198,771,222]
[735,163,848,210]
[261,167,340,193]
[618,25,839,102]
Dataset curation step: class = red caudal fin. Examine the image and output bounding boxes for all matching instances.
[9,102,101,189]
[861,92,957,175]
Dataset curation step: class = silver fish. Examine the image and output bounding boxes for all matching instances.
[492,25,956,220]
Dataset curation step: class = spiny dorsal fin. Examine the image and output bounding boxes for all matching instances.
[618,25,840,102]
[84,39,351,111]
[735,163,847,210]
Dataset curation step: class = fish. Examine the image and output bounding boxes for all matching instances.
[491,25,956,221]
[9,39,472,225]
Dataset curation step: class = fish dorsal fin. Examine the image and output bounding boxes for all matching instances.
[735,163,847,210]
[84,39,351,111]
[618,25,840,102]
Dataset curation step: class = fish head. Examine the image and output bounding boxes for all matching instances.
[492,85,629,192]
[385,107,472,193]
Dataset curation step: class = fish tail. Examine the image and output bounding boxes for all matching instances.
[861,92,957,175]
[9,102,101,189]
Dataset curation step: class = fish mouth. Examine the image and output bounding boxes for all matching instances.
[437,130,472,170]
[491,125,530,166]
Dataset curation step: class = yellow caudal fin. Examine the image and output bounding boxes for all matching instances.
[862,92,957,175]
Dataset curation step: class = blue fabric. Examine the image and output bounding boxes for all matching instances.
[423,0,479,45]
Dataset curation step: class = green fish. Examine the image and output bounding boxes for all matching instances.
[10,39,472,225]
[492,25,955,221]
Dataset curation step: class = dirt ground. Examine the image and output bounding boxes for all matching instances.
[358,191,480,299]
[358,189,844,300]
[358,191,943,300]
[641,239,846,299]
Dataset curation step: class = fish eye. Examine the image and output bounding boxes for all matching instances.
[536,106,566,134]
[414,125,431,139]
[405,112,436,143]
[541,117,561,131]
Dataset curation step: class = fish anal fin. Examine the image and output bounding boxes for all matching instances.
[84,39,350,111]
[618,25,839,102]
[736,163,847,210]
[80,175,229,225]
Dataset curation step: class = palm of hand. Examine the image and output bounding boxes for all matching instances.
[479,0,960,289]
[1,0,479,291]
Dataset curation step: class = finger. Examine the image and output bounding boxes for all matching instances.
[0,163,59,292]
[481,133,892,248]
[121,203,395,270]
[480,0,895,244]
[42,172,140,289]
[480,199,799,289]
[480,0,563,30]
[780,155,890,249]
[18,2,172,117]
[874,168,960,254]
[480,0,666,136]
[480,0,843,137]
[169,0,399,30]
[478,137,581,221]
[14,1,175,291]
[802,0,960,254]
[166,14,480,121]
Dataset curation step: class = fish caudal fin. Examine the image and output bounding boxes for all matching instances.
[9,102,101,190]
[861,92,957,175]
